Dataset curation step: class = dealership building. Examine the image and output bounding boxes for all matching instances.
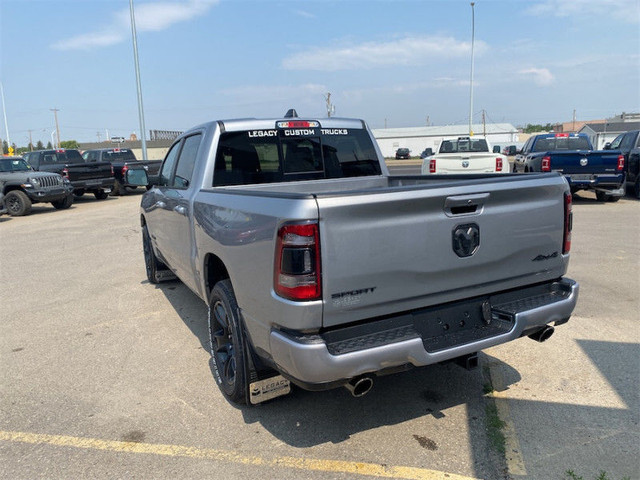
[372,123,520,158]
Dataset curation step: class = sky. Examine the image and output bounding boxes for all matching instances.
[1,0,639,146]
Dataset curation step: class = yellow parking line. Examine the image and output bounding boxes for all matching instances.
[488,365,527,477]
[0,430,479,480]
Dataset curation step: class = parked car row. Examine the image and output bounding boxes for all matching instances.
[412,131,638,201]
[0,147,154,217]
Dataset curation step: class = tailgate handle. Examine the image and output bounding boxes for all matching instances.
[444,193,489,217]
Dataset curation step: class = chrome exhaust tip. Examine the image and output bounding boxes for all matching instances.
[528,325,555,343]
[345,376,374,397]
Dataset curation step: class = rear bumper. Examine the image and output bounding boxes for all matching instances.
[71,178,114,191]
[566,173,624,194]
[269,278,579,388]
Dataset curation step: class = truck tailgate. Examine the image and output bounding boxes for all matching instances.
[550,151,621,175]
[436,153,501,173]
[67,162,113,182]
[318,174,569,328]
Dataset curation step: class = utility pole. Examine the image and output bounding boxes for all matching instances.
[426,116,430,126]
[384,118,388,129]
[96,131,102,143]
[482,109,486,137]
[324,92,335,117]
[50,108,61,148]
[28,129,33,151]
[572,109,576,132]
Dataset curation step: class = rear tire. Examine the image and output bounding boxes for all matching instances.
[74,189,85,197]
[142,224,167,284]
[94,190,109,200]
[5,190,32,216]
[208,279,249,405]
[51,194,73,210]
[595,191,607,202]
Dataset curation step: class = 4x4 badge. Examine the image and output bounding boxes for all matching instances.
[452,223,480,257]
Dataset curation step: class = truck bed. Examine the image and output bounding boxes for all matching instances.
[195,172,570,329]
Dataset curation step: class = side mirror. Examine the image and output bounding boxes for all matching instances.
[492,146,501,153]
[603,142,611,150]
[124,168,149,186]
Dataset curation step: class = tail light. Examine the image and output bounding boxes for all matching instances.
[617,155,624,171]
[122,164,129,176]
[563,192,572,254]
[429,158,436,173]
[61,167,69,179]
[496,157,503,172]
[274,222,321,301]
[541,156,551,172]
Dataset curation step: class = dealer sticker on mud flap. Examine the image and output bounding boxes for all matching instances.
[249,375,291,404]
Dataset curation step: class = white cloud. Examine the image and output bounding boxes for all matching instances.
[52,0,218,50]
[53,31,127,51]
[282,35,487,71]
[527,0,639,24]
[518,68,555,86]
[294,9,316,19]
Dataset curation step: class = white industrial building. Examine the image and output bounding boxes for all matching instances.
[579,121,640,150]
[372,123,520,158]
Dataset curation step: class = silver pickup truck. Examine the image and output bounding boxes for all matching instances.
[140,111,579,405]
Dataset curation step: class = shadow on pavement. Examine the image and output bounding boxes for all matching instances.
[490,339,639,480]
[155,278,524,480]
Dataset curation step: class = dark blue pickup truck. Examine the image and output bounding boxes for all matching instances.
[514,133,625,201]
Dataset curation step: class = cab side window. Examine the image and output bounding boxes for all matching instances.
[159,142,181,186]
[609,134,624,150]
[620,133,635,151]
[173,134,201,188]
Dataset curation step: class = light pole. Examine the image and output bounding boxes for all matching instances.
[1,81,11,149]
[51,130,57,149]
[468,2,475,137]
[50,108,61,148]
[130,0,148,160]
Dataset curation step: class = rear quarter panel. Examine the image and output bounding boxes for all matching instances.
[192,188,322,357]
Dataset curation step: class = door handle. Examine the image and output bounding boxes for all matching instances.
[174,205,187,215]
[444,193,489,217]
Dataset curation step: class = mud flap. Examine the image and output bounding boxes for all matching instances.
[238,308,291,404]
[249,375,291,404]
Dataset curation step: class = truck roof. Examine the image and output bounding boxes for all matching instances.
[534,133,587,139]
[184,116,367,136]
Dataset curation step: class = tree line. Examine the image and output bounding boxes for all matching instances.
[2,140,80,155]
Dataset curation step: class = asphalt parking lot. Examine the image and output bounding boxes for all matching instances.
[1,188,638,480]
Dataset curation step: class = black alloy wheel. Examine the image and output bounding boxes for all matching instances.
[5,191,31,216]
[208,280,248,404]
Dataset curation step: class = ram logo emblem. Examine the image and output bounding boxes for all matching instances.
[452,224,480,258]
